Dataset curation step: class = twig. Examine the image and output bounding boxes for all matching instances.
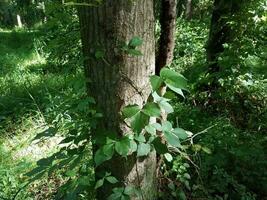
[184,124,217,145]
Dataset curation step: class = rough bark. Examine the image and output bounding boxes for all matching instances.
[156,0,177,75]
[78,1,156,199]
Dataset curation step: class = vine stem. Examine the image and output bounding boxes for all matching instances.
[135,162,145,200]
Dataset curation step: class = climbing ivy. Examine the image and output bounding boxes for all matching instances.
[93,64,190,199]
[23,36,191,199]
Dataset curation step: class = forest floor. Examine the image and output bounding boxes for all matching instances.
[0,28,266,200]
[0,29,72,199]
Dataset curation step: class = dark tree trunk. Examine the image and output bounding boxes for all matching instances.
[78,1,157,199]
[156,0,177,75]
[206,0,242,73]
[185,0,192,20]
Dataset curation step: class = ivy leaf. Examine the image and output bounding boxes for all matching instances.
[108,187,124,200]
[122,104,140,119]
[137,143,151,157]
[164,130,181,148]
[166,83,185,98]
[95,50,104,59]
[124,186,136,196]
[145,124,156,135]
[164,153,173,162]
[129,140,138,153]
[160,68,188,91]
[129,37,143,47]
[103,143,115,155]
[162,121,172,132]
[202,146,212,154]
[173,128,188,140]
[106,176,119,184]
[142,103,161,117]
[131,112,149,133]
[95,144,114,167]
[152,137,168,154]
[95,178,104,189]
[65,170,76,177]
[150,75,163,91]
[115,137,131,157]
[134,134,146,143]
[151,123,162,131]
[159,100,174,114]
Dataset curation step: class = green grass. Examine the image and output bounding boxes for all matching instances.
[0,29,84,199]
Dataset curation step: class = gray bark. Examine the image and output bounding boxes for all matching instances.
[78,1,157,199]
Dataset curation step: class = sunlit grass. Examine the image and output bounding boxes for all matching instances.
[0,29,72,199]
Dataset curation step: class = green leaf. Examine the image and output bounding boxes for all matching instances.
[78,176,92,186]
[162,121,172,132]
[129,140,138,153]
[95,50,104,59]
[151,123,162,131]
[152,137,168,154]
[121,194,131,200]
[150,75,163,91]
[166,83,185,97]
[95,178,104,189]
[160,68,188,91]
[108,187,124,200]
[159,100,174,114]
[66,170,76,177]
[95,144,114,166]
[142,103,161,117]
[183,173,191,179]
[202,146,212,154]
[131,112,149,133]
[173,128,188,140]
[124,186,136,196]
[122,104,140,119]
[145,124,156,135]
[106,176,119,184]
[177,189,187,200]
[164,153,173,162]
[137,143,151,157]
[129,37,143,47]
[134,134,146,143]
[115,137,131,157]
[103,143,115,155]
[164,131,181,148]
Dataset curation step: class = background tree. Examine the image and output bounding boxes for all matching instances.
[156,0,177,74]
[78,0,157,199]
[206,0,243,73]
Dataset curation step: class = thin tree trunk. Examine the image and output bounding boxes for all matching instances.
[78,1,156,199]
[156,0,177,75]
[206,0,242,73]
[185,0,192,20]
[16,14,22,27]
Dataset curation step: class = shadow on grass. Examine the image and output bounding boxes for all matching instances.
[0,30,82,136]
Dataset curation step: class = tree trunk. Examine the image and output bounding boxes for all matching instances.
[206,0,242,73]
[156,0,177,75]
[78,1,156,199]
[16,14,22,28]
[185,0,192,20]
